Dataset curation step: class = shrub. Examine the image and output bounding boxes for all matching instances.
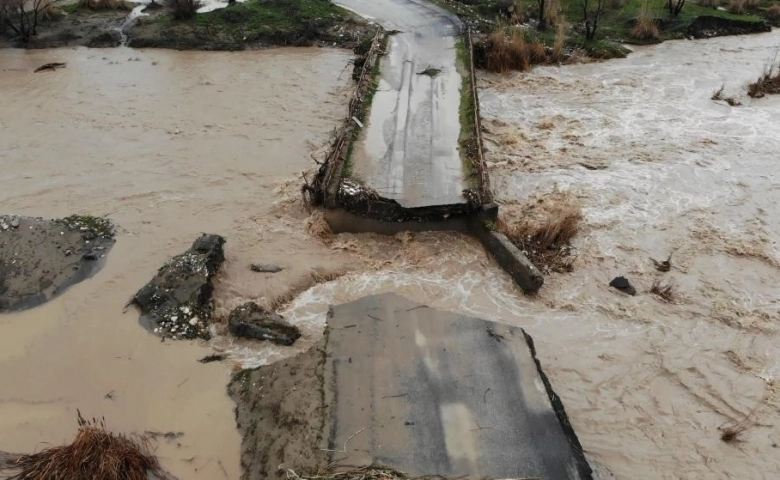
[552,18,566,61]
[167,0,201,20]
[630,2,659,40]
[697,0,720,8]
[727,0,746,14]
[765,3,780,19]
[77,0,133,10]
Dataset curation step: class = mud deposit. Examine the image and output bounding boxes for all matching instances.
[0,47,355,480]
[0,215,114,312]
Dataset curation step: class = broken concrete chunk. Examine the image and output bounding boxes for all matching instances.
[609,276,637,296]
[227,302,301,346]
[132,234,226,340]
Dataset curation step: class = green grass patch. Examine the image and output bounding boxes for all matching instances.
[456,39,480,190]
[343,33,386,180]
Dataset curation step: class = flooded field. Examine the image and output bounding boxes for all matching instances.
[2,30,780,480]
[0,46,355,479]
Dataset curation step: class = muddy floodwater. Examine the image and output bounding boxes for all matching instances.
[2,31,780,480]
[0,46,355,479]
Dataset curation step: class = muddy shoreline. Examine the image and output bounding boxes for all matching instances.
[0,215,115,312]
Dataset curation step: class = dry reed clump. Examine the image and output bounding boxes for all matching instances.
[268,270,347,311]
[747,63,780,98]
[727,0,747,13]
[649,279,677,303]
[484,28,548,73]
[551,19,566,62]
[766,4,780,21]
[77,0,134,10]
[697,0,721,8]
[286,465,456,479]
[498,193,583,273]
[0,412,171,480]
[631,2,659,40]
[711,84,742,106]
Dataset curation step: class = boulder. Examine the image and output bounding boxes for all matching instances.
[609,276,636,296]
[132,234,226,340]
[227,302,301,346]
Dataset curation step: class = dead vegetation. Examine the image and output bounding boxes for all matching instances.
[499,193,583,273]
[268,270,348,311]
[0,411,171,480]
[285,466,454,479]
[76,0,133,10]
[630,2,659,41]
[719,397,765,443]
[727,0,746,13]
[649,279,677,302]
[766,3,780,22]
[711,84,742,106]
[697,0,720,7]
[651,253,672,272]
[747,61,780,98]
[481,28,548,73]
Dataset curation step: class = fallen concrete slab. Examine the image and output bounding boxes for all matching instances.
[230,293,592,479]
[324,293,592,479]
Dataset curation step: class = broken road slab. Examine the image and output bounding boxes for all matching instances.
[230,293,592,479]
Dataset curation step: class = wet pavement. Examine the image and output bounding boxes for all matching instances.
[335,0,467,208]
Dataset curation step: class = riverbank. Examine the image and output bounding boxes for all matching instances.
[433,0,771,60]
[0,0,373,50]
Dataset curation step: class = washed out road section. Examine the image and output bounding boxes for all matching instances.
[335,0,467,208]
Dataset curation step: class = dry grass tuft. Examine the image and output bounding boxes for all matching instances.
[631,2,659,41]
[285,465,456,479]
[268,270,347,311]
[77,0,134,10]
[649,279,677,303]
[484,27,548,73]
[697,0,721,8]
[0,412,171,480]
[719,398,765,443]
[552,19,566,62]
[711,84,742,106]
[499,193,583,273]
[727,0,746,13]
[747,62,780,98]
[766,4,780,20]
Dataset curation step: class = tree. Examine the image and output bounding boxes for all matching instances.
[667,0,685,16]
[0,0,61,42]
[581,0,606,40]
[537,0,547,30]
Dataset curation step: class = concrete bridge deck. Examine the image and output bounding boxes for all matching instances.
[335,0,467,208]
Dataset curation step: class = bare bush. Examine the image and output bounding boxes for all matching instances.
[582,0,606,40]
[483,28,548,73]
[552,18,566,61]
[167,0,201,20]
[77,0,132,10]
[499,194,583,273]
[667,0,686,15]
[727,0,746,13]
[650,279,677,302]
[711,84,742,105]
[748,57,780,98]
[546,0,561,25]
[0,0,63,42]
[766,3,780,20]
[631,1,659,40]
[697,0,720,7]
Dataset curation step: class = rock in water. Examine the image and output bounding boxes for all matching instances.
[609,276,637,296]
[132,234,226,340]
[228,302,301,346]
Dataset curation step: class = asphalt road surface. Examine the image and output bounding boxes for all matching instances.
[335,0,468,208]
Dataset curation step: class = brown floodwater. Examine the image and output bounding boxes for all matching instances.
[0,46,355,479]
[3,31,780,480]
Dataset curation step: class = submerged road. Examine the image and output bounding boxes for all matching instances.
[335,0,467,208]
